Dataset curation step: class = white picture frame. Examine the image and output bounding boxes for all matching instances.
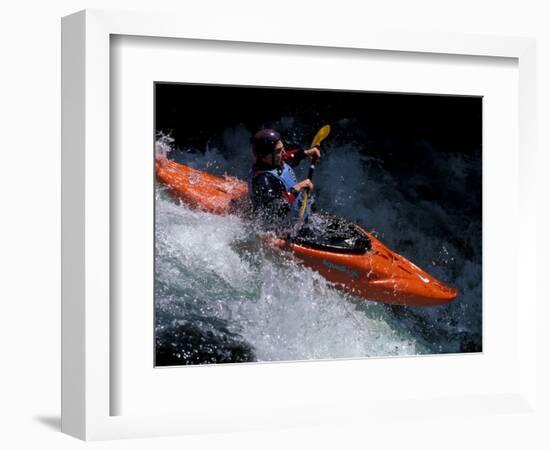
[61,9,538,441]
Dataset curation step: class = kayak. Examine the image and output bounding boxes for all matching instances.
[155,157,458,307]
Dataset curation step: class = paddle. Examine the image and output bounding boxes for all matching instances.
[296,124,331,228]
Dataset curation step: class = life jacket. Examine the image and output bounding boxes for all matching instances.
[248,162,311,222]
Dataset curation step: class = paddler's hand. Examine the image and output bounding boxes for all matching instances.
[293,179,314,192]
[304,146,321,160]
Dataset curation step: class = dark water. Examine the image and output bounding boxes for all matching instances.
[154,84,482,365]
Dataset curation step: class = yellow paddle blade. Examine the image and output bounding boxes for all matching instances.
[310,124,331,148]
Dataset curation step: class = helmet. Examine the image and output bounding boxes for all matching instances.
[251,129,281,157]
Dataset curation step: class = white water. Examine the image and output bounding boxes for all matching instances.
[155,190,421,363]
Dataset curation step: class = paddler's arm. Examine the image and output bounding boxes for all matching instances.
[283,147,321,167]
[282,148,305,167]
[292,179,314,193]
[252,173,312,211]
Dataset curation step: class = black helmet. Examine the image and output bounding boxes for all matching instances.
[251,129,281,157]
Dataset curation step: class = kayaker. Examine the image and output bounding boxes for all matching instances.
[248,128,321,231]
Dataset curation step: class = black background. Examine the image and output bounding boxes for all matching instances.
[155,83,481,162]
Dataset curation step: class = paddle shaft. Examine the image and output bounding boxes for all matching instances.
[305,125,329,182]
[299,156,317,220]
[297,125,330,227]
[306,156,318,181]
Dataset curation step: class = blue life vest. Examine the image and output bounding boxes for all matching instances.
[248,162,311,222]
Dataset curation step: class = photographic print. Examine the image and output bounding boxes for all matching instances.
[154,83,482,366]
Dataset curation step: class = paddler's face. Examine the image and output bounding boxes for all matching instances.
[271,140,284,167]
[259,140,284,167]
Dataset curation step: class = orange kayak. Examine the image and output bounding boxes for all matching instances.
[156,157,458,307]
